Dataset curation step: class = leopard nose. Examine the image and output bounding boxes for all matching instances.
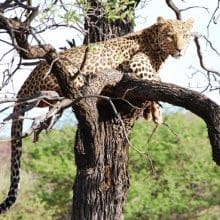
[177,44,184,51]
[176,37,185,51]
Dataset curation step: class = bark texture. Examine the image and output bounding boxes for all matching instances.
[83,0,135,44]
[113,76,220,165]
[72,98,131,220]
[45,44,142,220]
[71,1,141,219]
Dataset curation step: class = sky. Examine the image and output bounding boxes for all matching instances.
[0,0,220,137]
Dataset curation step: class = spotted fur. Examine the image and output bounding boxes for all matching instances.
[0,17,194,213]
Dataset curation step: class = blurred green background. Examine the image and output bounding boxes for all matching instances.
[1,112,220,220]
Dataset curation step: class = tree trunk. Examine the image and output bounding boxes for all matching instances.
[83,0,134,44]
[71,1,140,219]
[72,100,132,220]
[69,73,143,219]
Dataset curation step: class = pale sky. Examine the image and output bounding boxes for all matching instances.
[0,0,220,137]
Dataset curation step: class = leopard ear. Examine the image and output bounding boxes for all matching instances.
[157,16,166,24]
[186,17,194,27]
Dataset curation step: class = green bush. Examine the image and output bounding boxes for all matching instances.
[126,113,220,219]
[23,127,76,219]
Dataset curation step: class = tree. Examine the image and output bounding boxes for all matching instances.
[0,0,220,219]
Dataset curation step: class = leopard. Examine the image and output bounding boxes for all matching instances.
[0,16,194,213]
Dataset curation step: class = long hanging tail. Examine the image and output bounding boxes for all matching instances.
[0,62,63,214]
[0,104,24,214]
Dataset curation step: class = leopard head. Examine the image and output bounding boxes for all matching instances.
[156,17,194,58]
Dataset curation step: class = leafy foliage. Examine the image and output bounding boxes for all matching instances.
[1,113,220,219]
[23,127,76,218]
[103,0,135,22]
[126,113,220,219]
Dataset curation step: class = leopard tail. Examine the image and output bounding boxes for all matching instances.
[0,102,25,214]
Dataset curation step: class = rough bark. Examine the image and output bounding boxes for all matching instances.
[45,47,140,219]
[113,76,220,165]
[83,0,135,44]
[71,1,141,219]
[72,96,132,220]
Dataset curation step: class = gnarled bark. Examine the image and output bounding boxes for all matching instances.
[113,76,220,165]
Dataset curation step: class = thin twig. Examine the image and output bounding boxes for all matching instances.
[165,0,182,19]
[162,122,180,142]
[193,34,220,77]
[147,125,158,145]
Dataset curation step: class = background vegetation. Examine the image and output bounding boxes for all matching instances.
[1,112,220,220]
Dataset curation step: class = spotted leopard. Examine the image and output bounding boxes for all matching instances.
[0,17,194,213]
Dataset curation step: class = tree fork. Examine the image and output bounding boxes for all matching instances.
[71,1,141,219]
[72,100,132,220]
[68,72,142,220]
[44,50,139,219]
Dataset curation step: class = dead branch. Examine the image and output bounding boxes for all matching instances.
[165,0,208,19]
[27,98,73,142]
[165,0,182,19]
[180,6,209,13]
[200,35,220,56]
[0,90,62,105]
[0,0,81,61]
[193,34,220,77]
[0,90,63,130]
[0,91,72,143]
[208,0,220,27]
[0,13,54,59]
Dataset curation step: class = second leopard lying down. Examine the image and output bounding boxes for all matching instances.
[0,16,194,213]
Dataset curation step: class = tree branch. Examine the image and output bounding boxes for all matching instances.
[193,33,220,78]
[165,0,182,19]
[42,43,220,167]
[110,75,220,166]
